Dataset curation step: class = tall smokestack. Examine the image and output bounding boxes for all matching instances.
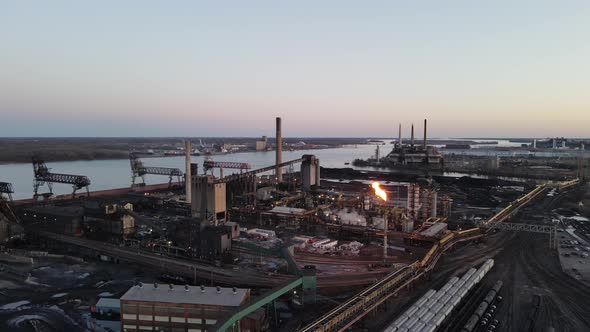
[276,117,283,182]
[185,140,192,202]
[398,123,402,147]
[423,119,427,149]
[411,124,415,147]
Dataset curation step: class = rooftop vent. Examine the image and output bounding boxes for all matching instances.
[216,286,221,294]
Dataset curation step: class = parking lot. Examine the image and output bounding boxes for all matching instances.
[557,228,590,283]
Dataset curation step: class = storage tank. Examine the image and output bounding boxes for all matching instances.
[420,311,435,324]
[431,313,446,326]
[446,286,459,297]
[402,317,419,329]
[432,290,446,301]
[413,321,426,331]
[424,289,437,299]
[457,287,468,298]
[393,315,409,327]
[430,302,444,314]
[421,323,437,332]
[450,295,461,307]
[405,305,419,316]
[415,297,429,308]
[440,283,453,293]
[438,294,451,305]
[442,303,454,316]
[474,271,485,283]
[415,307,429,319]
[427,298,439,309]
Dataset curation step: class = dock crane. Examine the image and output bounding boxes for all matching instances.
[202,159,251,178]
[0,181,19,223]
[0,182,14,202]
[32,157,91,199]
[129,153,183,187]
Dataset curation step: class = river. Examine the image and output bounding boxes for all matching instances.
[1,142,391,199]
[2,139,582,199]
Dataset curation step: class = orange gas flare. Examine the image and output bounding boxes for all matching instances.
[371,182,387,201]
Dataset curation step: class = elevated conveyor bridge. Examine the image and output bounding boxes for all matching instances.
[295,180,581,332]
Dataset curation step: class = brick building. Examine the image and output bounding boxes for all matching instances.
[120,284,254,332]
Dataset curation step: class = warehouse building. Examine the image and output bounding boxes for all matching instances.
[120,283,261,332]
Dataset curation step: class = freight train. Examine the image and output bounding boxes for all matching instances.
[461,280,503,332]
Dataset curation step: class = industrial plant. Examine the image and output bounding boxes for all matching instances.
[0,117,589,332]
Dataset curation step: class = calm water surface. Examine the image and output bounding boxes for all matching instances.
[2,139,582,199]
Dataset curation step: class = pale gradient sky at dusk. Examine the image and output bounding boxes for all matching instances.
[1,1,589,138]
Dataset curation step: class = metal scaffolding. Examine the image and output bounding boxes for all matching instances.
[488,222,558,248]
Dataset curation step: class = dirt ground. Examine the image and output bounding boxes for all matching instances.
[0,255,156,332]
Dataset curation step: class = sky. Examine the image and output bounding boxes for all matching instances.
[1,1,589,138]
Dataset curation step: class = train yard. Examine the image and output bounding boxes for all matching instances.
[0,125,588,332]
[357,182,590,332]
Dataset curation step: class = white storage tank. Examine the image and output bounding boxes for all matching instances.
[432,290,446,301]
[442,303,454,317]
[430,302,444,313]
[424,289,437,299]
[413,321,426,331]
[450,295,461,307]
[393,314,409,327]
[474,271,485,282]
[415,307,430,319]
[420,311,435,324]
[424,298,438,309]
[405,305,419,316]
[446,286,459,297]
[431,312,446,326]
[438,294,452,305]
[457,287,468,298]
[402,317,419,329]
[421,323,437,332]
[415,297,429,308]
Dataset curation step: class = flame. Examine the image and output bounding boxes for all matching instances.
[372,182,387,201]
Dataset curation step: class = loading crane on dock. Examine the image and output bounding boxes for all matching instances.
[129,153,183,187]
[0,182,14,202]
[203,159,251,178]
[0,181,19,223]
[32,157,91,199]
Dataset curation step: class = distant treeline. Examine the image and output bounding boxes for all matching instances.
[0,137,369,164]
